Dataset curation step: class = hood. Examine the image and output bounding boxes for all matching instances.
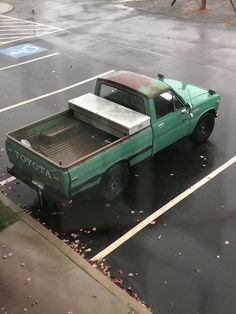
[163,78,209,103]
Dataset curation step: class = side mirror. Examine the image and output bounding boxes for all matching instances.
[186,103,193,113]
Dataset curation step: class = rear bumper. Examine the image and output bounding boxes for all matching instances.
[7,166,69,203]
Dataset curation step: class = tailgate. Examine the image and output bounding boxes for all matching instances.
[5,136,71,198]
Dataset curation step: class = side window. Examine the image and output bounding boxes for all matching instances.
[154,92,174,118]
[173,94,184,110]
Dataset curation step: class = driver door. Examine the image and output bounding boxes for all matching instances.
[152,91,191,154]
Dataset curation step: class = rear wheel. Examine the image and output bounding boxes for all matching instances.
[189,112,215,144]
[102,162,130,201]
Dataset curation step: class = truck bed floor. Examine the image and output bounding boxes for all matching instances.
[33,122,117,167]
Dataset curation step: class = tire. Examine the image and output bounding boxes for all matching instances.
[189,112,215,144]
[102,162,130,201]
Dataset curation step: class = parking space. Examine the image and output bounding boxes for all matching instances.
[1,1,236,313]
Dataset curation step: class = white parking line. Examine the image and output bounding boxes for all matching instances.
[0,53,60,71]
[0,176,16,186]
[0,70,114,113]
[0,14,63,30]
[0,15,63,46]
[0,29,63,46]
[90,155,236,261]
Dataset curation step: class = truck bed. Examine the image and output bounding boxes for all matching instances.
[8,94,150,168]
[9,111,119,167]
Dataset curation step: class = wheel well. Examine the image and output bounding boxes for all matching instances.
[106,160,130,173]
[207,108,217,117]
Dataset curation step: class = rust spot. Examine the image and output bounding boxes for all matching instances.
[104,71,169,97]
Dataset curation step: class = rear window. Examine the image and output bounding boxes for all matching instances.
[98,83,146,114]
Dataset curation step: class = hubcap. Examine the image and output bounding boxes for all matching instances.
[109,176,121,193]
[199,121,210,137]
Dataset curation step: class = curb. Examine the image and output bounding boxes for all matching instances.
[0,193,152,314]
[0,3,14,14]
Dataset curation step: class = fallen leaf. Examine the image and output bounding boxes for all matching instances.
[157,234,162,240]
[150,220,156,225]
[8,252,13,257]
[128,273,134,277]
[111,277,123,287]
[224,240,230,245]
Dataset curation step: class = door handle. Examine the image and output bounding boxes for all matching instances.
[158,122,165,127]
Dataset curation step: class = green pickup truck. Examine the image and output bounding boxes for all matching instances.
[6,71,220,203]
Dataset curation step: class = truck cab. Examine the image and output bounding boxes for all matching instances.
[95,71,220,153]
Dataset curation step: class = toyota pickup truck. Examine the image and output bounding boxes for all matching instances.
[6,71,220,203]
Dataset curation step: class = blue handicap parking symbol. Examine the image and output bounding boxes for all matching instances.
[0,43,47,58]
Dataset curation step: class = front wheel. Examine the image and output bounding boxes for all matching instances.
[102,162,130,201]
[189,112,215,144]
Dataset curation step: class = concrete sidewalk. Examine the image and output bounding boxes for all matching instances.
[0,194,151,314]
[0,2,14,14]
[123,0,236,23]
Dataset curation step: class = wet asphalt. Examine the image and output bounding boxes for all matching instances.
[0,1,236,313]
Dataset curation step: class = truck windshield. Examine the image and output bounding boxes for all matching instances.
[98,83,146,114]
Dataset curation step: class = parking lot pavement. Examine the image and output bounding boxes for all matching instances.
[105,163,236,314]
[0,0,236,313]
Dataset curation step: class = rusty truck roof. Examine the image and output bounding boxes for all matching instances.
[100,71,170,97]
